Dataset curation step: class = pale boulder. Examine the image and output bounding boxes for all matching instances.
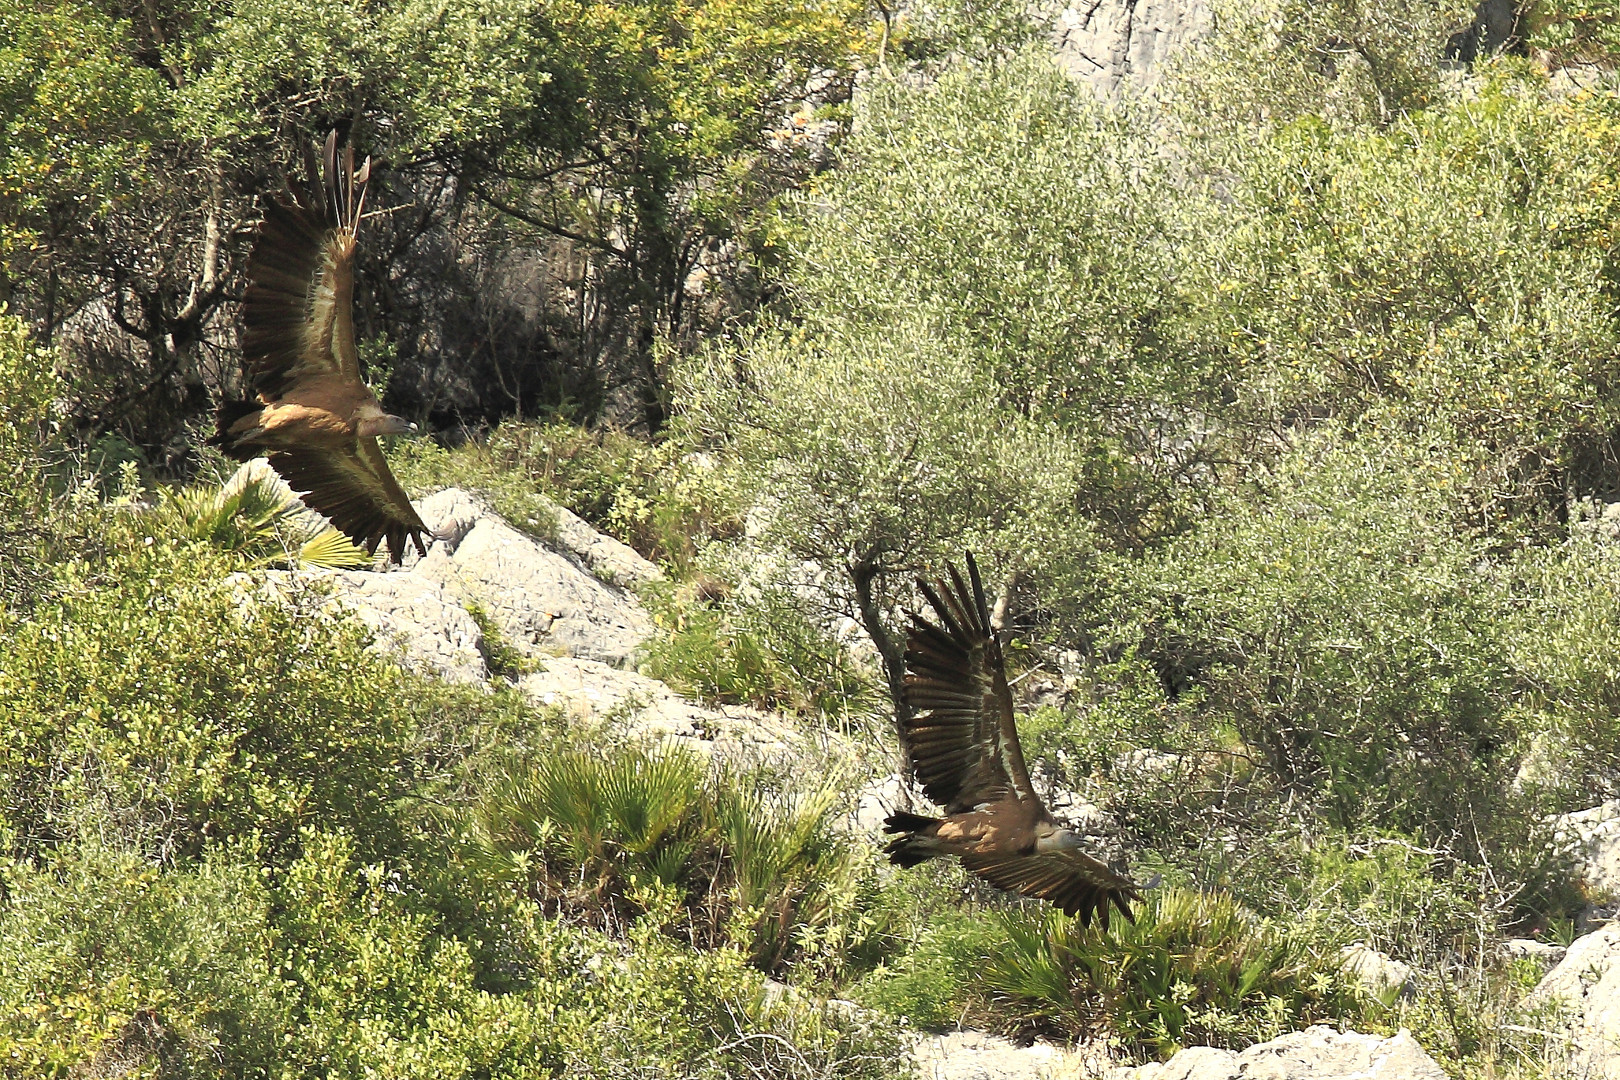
[411,489,653,667]
[1107,1027,1445,1080]
[241,569,486,684]
[1527,924,1620,1078]
[519,656,797,760]
[914,1030,1098,1080]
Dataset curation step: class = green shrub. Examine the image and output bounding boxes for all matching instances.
[1092,435,1521,846]
[156,474,372,569]
[0,536,515,865]
[982,889,1365,1058]
[639,575,882,721]
[0,832,909,1079]
[464,745,886,977]
[852,900,1007,1031]
[0,315,62,609]
[0,841,285,1077]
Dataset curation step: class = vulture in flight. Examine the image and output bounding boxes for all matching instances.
[885,554,1140,928]
[211,132,429,563]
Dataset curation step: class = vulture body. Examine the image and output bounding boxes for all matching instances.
[211,132,428,563]
[885,554,1139,928]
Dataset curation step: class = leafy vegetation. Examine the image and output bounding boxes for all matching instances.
[980,890,1363,1054]
[5,1,1620,1076]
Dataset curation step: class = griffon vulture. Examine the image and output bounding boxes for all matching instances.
[884,554,1139,928]
[211,132,429,563]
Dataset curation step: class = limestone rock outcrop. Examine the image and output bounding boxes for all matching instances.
[1046,0,1211,97]
[1552,800,1620,910]
[1107,1027,1446,1080]
[1528,924,1620,1079]
[915,1029,1100,1080]
[518,656,799,760]
[251,568,488,684]
[409,488,653,667]
[1339,944,1415,1002]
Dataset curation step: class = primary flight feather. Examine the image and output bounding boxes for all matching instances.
[885,554,1139,928]
[211,131,428,563]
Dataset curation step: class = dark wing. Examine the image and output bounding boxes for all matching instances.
[960,849,1139,928]
[266,440,428,562]
[901,553,1038,815]
[240,131,370,400]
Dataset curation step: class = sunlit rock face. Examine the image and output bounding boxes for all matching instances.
[1045,0,1212,97]
[1529,925,1620,1080]
[1106,1026,1446,1080]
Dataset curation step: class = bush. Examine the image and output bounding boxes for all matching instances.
[155,473,372,570]
[982,889,1365,1058]
[0,534,520,866]
[0,833,910,1079]
[1087,435,1523,849]
[0,316,63,609]
[463,744,887,978]
[639,575,883,721]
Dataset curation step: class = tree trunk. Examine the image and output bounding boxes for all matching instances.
[851,553,913,798]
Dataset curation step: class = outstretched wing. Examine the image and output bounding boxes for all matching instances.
[961,849,1139,928]
[241,131,370,400]
[266,440,427,562]
[902,553,1038,815]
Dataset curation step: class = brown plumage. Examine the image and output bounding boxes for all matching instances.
[210,132,428,563]
[885,554,1139,928]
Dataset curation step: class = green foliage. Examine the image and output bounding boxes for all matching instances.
[1169,0,1477,135]
[156,474,372,570]
[1,0,877,444]
[0,316,61,608]
[482,421,745,571]
[1184,76,1620,528]
[0,535,508,864]
[640,575,882,719]
[1098,436,1518,842]
[982,890,1364,1058]
[1527,0,1620,66]
[0,833,907,1079]
[464,745,886,977]
[678,52,1230,703]
[853,901,1007,1030]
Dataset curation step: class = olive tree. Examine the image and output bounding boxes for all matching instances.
[677,52,1234,736]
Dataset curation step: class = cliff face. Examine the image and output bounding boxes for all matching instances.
[1046,0,1212,95]
[1046,0,1523,97]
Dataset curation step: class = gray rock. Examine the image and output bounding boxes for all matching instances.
[242,570,486,684]
[1046,0,1211,97]
[518,656,797,760]
[914,1030,1090,1080]
[1528,924,1620,1078]
[1501,938,1567,967]
[1107,1027,1446,1080]
[232,485,656,677]
[1339,944,1415,1001]
[1551,800,1620,928]
[548,502,663,587]
[411,489,653,667]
